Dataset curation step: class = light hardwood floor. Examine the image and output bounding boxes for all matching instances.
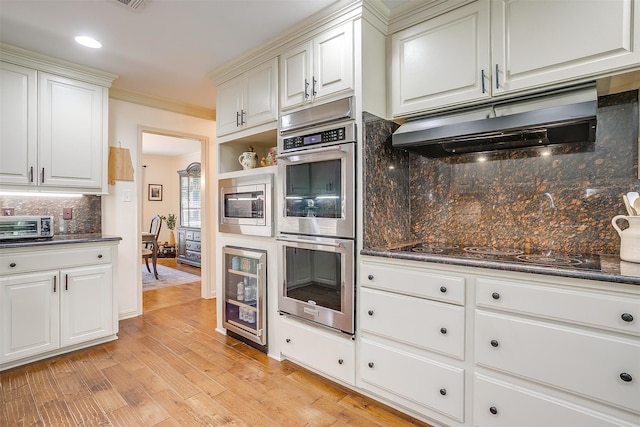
[1,259,432,426]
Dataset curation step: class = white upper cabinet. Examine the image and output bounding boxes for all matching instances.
[38,73,105,190]
[0,62,37,186]
[0,46,114,194]
[491,0,640,94]
[391,1,490,116]
[280,21,354,111]
[391,0,640,117]
[216,58,278,138]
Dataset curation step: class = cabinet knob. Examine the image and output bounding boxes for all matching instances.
[490,339,499,348]
[368,310,374,316]
[621,313,634,322]
[97,254,103,259]
[285,338,291,343]
[620,372,633,382]
[440,328,447,335]
[367,274,374,280]
[489,406,498,415]
[9,262,16,268]
[440,286,447,293]
[368,362,374,368]
[338,359,344,365]
[492,292,500,300]
[439,388,447,396]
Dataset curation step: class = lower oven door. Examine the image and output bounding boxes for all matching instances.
[277,234,354,334]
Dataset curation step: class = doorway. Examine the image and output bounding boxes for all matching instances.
[140,130,208,304]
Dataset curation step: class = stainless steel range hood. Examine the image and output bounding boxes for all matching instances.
[392,85,598,157]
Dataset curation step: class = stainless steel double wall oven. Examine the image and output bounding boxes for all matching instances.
[277,97,356,334]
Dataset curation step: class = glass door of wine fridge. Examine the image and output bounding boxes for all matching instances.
[222,246,267,351]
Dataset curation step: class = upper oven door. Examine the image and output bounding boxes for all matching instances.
[277,142,355,238]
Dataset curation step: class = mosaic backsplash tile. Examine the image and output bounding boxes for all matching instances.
[0,195,101,235]
[364,90,639,255]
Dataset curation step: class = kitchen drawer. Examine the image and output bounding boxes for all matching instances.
[474,374,636,427]
[476,277,640,336]
[0,246,112,275]
[475,310,640,413]
[359,287,465,359]
[360,262,465,305]
[280,316,355,385]
[360,337,464,422]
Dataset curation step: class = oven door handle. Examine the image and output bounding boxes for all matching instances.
[276,236,348,248]
[278,144,349,159]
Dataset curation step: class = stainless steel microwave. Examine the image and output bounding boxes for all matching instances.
[0,215,54,240]
[219,174,273,237]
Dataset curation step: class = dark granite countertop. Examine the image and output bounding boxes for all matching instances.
[0,234,122,249]
[362,245,640,287]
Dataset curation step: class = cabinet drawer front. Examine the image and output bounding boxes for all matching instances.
[192,231,201,242]
[185,241,200,251]
[360,338,464,421]
[280,317,355,385]
[476,278,640,336]
[475,311,640,413]
[360,263,464,305]
[1,246,111,275]
[474,374,635,427]
[360,288,464,359]
[185,231,194,240]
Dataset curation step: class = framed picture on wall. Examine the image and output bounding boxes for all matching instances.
[148,184,163,201]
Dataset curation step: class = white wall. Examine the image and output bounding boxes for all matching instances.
[103,99,216,320]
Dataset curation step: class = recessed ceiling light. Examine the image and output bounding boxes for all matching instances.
[75,36,102,49]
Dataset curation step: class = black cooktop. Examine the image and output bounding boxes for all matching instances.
[389,243,602,271]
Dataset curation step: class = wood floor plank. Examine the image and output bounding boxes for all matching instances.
[67,395,112,426]
[0,267,432,427]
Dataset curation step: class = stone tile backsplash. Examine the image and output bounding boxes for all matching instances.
[0,195,101,235]
[364,90,639,255]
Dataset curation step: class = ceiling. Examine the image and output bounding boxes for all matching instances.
[0,0,406,155]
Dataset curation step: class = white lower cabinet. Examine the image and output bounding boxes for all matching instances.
[0,242,118,370]
[474,374,637,427]
[360,338,465,422]
[279,316,355,385]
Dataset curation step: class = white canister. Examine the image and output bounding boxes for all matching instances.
[611,215,640,263]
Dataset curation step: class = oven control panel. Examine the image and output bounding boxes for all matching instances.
[283,127,346,150]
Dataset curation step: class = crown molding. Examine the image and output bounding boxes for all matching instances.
[0,43,118,87]
[109,87,216,121]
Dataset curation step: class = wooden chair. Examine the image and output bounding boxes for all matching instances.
[142,215,162,279]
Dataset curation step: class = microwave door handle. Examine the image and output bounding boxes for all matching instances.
[278,144,348,159]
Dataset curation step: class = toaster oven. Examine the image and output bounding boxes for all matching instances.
[0,215,54,240]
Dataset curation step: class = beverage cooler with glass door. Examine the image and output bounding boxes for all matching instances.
[222,246,267,351]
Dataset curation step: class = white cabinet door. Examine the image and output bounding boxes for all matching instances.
[38,72,104,190]
[0,271,59,363]
[280,41,313,110]
[216,75,244,137]
[244,58,278,128]
[216,58,278,137]
[391,1,491,116]
[360,338,465,422]
[474,374,635,427]
[313,22,353,101]
[280,22,354,111]
[492,0,640,95]
[0,62,37,186]
[60,265,113,347]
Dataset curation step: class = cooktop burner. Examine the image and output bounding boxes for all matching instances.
[390,243,601,271]
[464,246,524,256]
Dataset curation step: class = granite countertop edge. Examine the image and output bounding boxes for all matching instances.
[0,234,122,249]
[361,248,640,287]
